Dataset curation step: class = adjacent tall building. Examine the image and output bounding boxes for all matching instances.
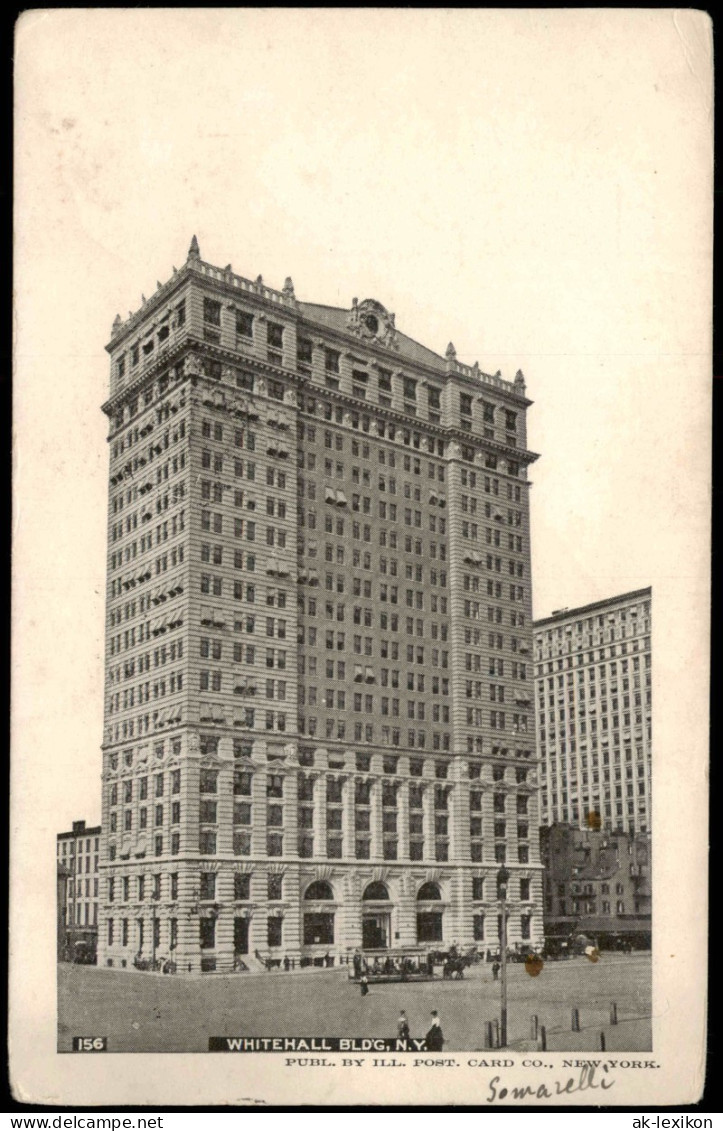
[97,238,543,973]
[533,589,652,835]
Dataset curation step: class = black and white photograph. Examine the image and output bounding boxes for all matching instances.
[11,8,711,1109]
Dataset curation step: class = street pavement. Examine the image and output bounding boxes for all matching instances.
[58,953,651,1054]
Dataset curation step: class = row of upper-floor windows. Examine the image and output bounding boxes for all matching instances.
[110,487,185,540]
[538,687,650,711]
[110,543,184,574]
[297,448,513,486]
[299,718,451,750]
[108,770,180,803]
[198,297,511,416]
[108,639,183,683]
[534,643,651,671]
[300,529,448,565]
[111,414,185,467]
[537,603,651,638]
[115,303,186,380]
[301,514,448,539]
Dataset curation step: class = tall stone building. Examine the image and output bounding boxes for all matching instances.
[533,589,652,835]
[97,238,542,973]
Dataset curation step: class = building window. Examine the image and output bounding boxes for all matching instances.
[200,918,216,949]
[200,872,216,901]
[236,310,254,337]
[203,298,221,326]
[267,917,283,948]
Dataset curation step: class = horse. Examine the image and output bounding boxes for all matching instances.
[442,956,468,979]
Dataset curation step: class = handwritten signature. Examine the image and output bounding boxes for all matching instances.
[486,1064,615,1103]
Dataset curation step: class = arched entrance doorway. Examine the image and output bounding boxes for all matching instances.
[361,881,391,949]
[416,881,443,943]
[302,880,335,946]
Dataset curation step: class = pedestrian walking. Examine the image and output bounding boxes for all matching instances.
[397,1010,410,1040]
[492,960,500,981]
[360,975,369,997]
[425,1010,444,1050]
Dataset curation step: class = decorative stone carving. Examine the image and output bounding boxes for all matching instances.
[185,352,202,376]
[313,864,336,882]
[346,298,398,349]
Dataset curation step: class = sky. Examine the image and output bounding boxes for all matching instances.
[13,9,712,834]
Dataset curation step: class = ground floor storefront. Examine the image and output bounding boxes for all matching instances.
[98,861,544,974]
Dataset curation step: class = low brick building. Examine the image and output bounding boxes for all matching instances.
[540,823,651,952]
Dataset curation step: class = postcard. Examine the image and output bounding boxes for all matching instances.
[10,8,711,1109]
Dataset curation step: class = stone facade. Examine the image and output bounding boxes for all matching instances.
[97,239,544,973]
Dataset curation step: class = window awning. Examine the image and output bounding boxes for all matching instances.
[324,487,336,503]
[335,490,347,506]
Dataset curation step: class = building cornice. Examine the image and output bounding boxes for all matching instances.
[533,587,652,629]
[106,253,533,409]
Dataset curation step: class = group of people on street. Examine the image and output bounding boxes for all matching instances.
[395,1009,443,1050]
[354,995,445,1050]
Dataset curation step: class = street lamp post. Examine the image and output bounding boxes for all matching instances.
[498,866,510,1048]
